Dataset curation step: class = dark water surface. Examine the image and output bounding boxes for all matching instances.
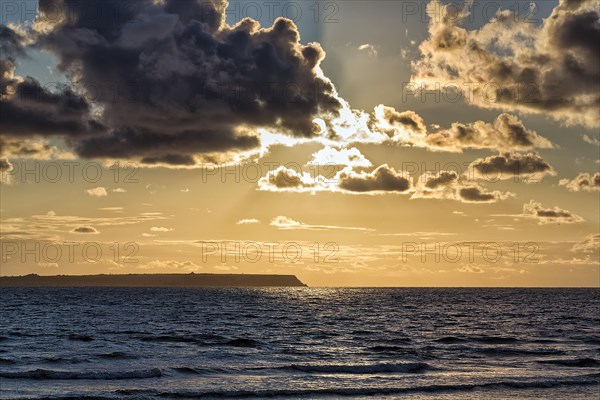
[1,288,599,399]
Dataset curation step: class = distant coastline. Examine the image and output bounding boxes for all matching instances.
[0,273,307,287]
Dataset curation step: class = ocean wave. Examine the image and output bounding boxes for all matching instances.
[152,373,600,398]
[96,351,138,360]
[138,334,255,347]
[531,339,562,344]
[140,335,202,344]
[41,355,83,364]
[9,331,40,338]
[472,336,520,344]
[385,337,412,344]
[434,336,520,344]
[434,336,468,344]
[481,347,564,356]
[225,338,260,348]
[20,396,113,400]
[280,362,431,374]
[0,368,162,380]
[368,345,410,353]
[172,366,227,375]
[538,358,600,367]
[68,334,94,342]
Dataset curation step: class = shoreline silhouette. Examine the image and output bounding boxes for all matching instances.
[0,273,307,287]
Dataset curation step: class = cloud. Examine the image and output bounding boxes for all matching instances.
[422,114,554,152]
[366,107,552,153]
[411,170,512,203]
[0,136,75,162]
[259,164,511,203]
[572,234,600,253]
[2,1,562,169]
[139,259,200,272]
[411,0,600,127]
[307,146,372,167]
[469,152,556,182]
[457,265,485,274]
[337,164,412,194]
[270,216,373,231]
[560,172,600,192]
[0,25,26,57]
[112,188,127,193]
[582,134,600,146]
[4,0,342,166]
[0,158,13,184]
[70,225,99,234]
[85,187,108,197]
[458,186,508,203]
[257,164,412,195]
[0,58,106,138]
[270,216,302,229]
[150,227,174,232]
[258,165,325,192]
[379,231,456,238]
[358,43,378,57]
[422,170,460,190]
[237,218,260,225]
[0,212,167,241]
[213,265,239,271]
[522,200,584,224]
[369,104,428,139]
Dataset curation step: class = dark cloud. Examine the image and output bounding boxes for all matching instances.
[0,157,13,184]
[424,114,553,152]
[338,164,412,193]
[0,25,26,57]
[0,58,105,137]
[367,106,552,152]
[372,105,427,135]
[71,226,100,234]
[412,0,600,127]
[74,127,258,163]
[469,152,555,182]
[458,186,500,203]
[10,0,341,165]
[522,200,583,224]
[258,166,320,192]
[259,164,412,194]
[560,172,600,192]
[0,158,11,170]
[412,170,511,203]
[424,171,459,189]
[257,163,512,203]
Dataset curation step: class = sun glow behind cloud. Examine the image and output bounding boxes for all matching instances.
[0,0,598,286]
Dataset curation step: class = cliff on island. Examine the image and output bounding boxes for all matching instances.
[0,273,307,287]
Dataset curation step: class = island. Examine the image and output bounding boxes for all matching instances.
[0,273,307,287]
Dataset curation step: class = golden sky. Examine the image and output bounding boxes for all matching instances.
[1,0,599,286]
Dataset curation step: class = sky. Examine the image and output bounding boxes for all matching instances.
[0,0,599,287]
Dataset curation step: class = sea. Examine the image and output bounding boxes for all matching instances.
[0,288,599,399]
